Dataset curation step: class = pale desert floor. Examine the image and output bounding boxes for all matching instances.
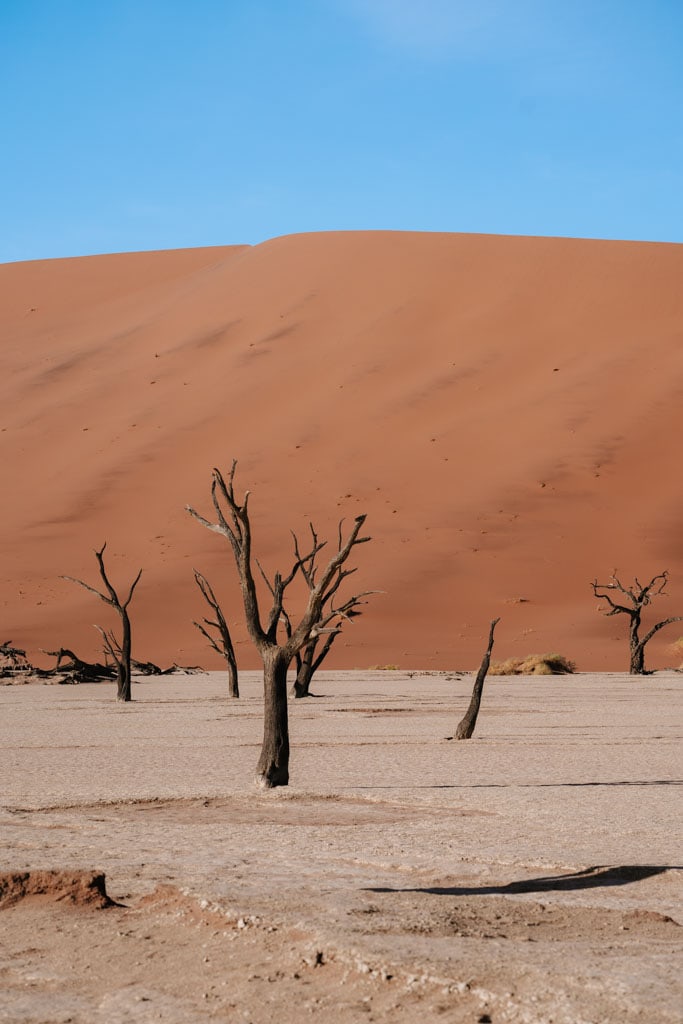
[0,671,681,1023]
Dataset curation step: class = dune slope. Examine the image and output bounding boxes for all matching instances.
[1,232,682,670]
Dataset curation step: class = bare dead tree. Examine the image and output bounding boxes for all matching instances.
[193,569,239,697]
[0,641,31,676]
[257,523,377,698]
[1,642,112,683]
[187,462,371,788]
[455,618,500,740]
[591,571,683,675]
[62,544,142,701]
[42,647,116,683]
[41,643,190,682]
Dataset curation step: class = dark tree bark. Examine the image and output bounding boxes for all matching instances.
[257,647,290,786]
[591,571,682,675]
[42,645,183,682]
[285,523,375,698]
[42,647,115,683]
[455,618,500,740]
[0,641,31,676]
[187,462,371,788]
[292,638,324,698]
[62,545,142,701]
[193,570,239,697]
[291,608,359,697]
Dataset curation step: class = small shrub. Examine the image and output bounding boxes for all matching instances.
[489,653,576,676]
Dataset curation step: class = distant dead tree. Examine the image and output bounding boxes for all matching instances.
[187,462,371,788]
[1,641,114,684]
[455,618,500,740]
[591,571,683,675]
[0,641,31,677]
[62,544,142,701]
[42,647,115,683]
[40,644,193,683]
[257,523,376,698]
[193,569,239,697]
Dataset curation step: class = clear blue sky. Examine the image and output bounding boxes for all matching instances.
[2,0,682,263]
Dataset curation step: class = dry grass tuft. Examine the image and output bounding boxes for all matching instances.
[489,653,576,676]
[670,637,683,670]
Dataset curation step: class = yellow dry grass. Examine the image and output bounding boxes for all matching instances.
[489,653,576,675]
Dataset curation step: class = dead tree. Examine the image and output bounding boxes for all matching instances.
[62,544,142,701]
[592,571,683,675]
[193,569,239,697]
[0,641,31,677]
[43,643,186,681]
[257,523,375,698]
[455,618,500,740]
[42,647,116,683]
[187,462,370,788]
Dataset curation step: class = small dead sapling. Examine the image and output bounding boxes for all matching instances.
[62,544,142,702]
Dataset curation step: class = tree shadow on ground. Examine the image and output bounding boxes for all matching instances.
[367,864,678,897]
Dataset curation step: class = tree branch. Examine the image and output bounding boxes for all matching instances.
[640,615,683,648]
[187,464,267,648]
[285,515,371,658]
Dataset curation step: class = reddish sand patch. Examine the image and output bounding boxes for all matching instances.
[0,869,114,909]
[1,232,682,669]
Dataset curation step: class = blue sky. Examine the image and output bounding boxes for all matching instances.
[1,0,682,262]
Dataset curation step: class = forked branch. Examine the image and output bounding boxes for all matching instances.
[192,569,239,697]
[591,570,682,674]
[187,462,374,785]
[61,544,142,701]
[187,465,265,649]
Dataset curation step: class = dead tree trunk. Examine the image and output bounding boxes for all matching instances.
[292,640,318,698]
[592,572,682,675]
[187,462,371,787]
[62,545,142,702]
[258,647,290,786]
[292,630,340,697]
[193,570,239,697]
[455,618,500,740]
[629,614,645,675]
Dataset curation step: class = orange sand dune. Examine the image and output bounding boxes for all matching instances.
[1,232,682,671]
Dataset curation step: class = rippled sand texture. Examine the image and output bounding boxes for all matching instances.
[2,232,683,670]
[1,672,681,1022]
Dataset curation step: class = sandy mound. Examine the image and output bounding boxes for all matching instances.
[0,869,115,909]
[2,232,683,670]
